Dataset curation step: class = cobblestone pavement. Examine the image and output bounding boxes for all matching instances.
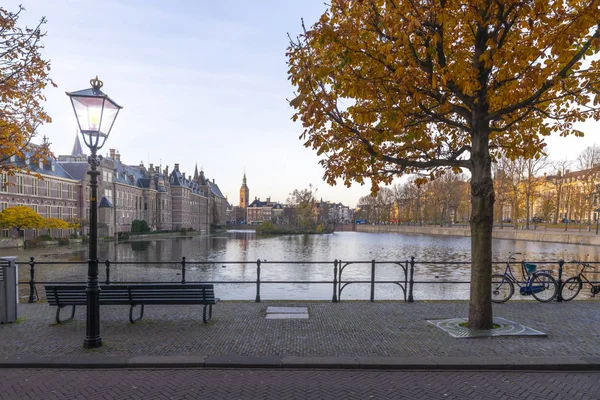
[0,369,598,399]
[1,300,599,358]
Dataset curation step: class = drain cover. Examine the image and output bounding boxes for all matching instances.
[266,307,308,314]
[265,306,309,319]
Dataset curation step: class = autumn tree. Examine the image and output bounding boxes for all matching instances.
[288,0,600,328]
[0,205,44,236]
[43,217,69,236]
[287,185,318,230]
[0,5,55,174]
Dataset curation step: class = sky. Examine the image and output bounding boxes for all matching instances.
[10,0,600,208]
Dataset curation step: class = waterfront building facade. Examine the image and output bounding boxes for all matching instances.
[0,136,227,241]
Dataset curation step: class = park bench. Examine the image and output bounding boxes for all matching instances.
[44,283,219,324]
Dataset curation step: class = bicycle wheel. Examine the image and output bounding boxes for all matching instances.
[531,272,558,302]
[491,274,514,303]
[560,276,583,301]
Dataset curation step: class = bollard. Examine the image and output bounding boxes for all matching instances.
[556,259,564,302]
[370,259,375,302]
[332,259,338,303]
[408,257,415,303]
[105,259,111,285]
[255,259,261,303]
[181,257,186,284]
[28,257,37,303]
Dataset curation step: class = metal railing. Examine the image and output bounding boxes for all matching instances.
[19,257,600,303]
[21,256,414,303]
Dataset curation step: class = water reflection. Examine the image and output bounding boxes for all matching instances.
[9,231,600,301]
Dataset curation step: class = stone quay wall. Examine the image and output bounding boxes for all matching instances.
[355,224,600,246]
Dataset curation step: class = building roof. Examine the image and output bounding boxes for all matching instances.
[5,146,79,181]
[98,196,113,208]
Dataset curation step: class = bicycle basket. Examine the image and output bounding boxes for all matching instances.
[524,262,537,274]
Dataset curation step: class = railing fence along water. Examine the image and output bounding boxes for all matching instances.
[21,257,600,303]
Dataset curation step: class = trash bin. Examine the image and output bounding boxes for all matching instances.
[0,257,18,323]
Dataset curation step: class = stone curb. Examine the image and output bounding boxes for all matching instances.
[0,356,599,371]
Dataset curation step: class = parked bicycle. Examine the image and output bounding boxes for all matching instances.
[560,261,600,301]
[492,252,558,303]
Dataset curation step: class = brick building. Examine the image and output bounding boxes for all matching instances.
[0,135,227,241]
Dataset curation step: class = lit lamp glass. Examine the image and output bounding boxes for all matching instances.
[66,76,122,150]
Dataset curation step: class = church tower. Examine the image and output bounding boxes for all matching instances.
[239,172,249,208]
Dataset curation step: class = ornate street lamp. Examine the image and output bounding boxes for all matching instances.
[66,77,122,348]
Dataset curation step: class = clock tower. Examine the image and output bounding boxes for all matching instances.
[239,173,249,208]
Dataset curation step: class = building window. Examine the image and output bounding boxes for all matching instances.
[0,173,7,193]
[46,205,51,217]
[45,181,51,197]
[32,204,38,213]
[58,183,63,199]
[0,202,8,212]
[68,184,73,200]
[32,178,39,196]
[58,206,63,220]
[17,176,23,194]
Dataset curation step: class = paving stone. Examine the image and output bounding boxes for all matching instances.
[265,313,309,319]
[0,369,599,399]
[266,307,308,314]
[1,300,599,361]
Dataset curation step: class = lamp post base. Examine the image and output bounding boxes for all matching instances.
[83,337,102,349]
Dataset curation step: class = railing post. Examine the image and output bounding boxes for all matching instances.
[255,259,261,303]
[408,257,415,303]
[370,259,375,302]
[28,256,36,303]
[556,259,564,302]
[404,260,409,302]
[338,259,343,301]
[332,259,338,303]
[181,257,186,284]
[104,259,111,285]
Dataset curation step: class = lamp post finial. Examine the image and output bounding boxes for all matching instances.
[90,76,103,90]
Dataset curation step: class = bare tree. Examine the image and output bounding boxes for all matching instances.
[523,156,549,229]
[549,159,573,223]
[576,145,600,223]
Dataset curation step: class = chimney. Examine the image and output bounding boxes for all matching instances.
[174,163,179,171]
[149,163,153,171]
[115,151,121,162]
[165,165,169,175]
[139,161,144,170]
[109,149,115,159]
[212,178,215,183]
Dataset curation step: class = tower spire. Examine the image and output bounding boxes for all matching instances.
[71,131,83,156]
[194,163,199,180]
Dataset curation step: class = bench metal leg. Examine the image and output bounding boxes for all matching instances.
[203,304,213,323]
[55,305,76,324]
[129,304,144,323]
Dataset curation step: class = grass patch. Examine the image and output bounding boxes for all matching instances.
[458,321,501,329]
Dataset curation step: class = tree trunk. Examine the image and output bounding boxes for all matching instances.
[525,191,531,229]
[513,192,519,229]
[468,130,495,330]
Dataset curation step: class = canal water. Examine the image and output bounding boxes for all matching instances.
[7,231,600,301]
